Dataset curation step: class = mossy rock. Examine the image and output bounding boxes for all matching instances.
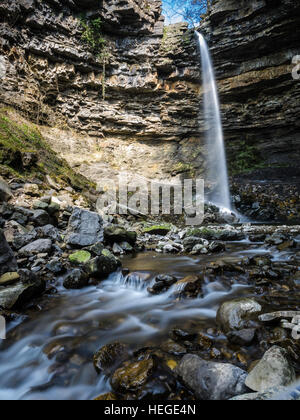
[69,250,91,265]
[0,272,20,286]
[143,224,172,236]
[104,225,137,245]
[0,108,95,192]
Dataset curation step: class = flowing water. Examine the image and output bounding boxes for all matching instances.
[0,239,290,401]
[196,33,231,210]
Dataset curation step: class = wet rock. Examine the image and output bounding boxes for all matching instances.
[69,250,91,265]
[217,298,262,333]
[88,242,104,256]
[173,275,203,298]
[0,229,18,276]
[65,208,104,247]
[176,354,248,400]
[245,346,296,392]
[31,210,50,227]
[231,386,300,401]
[209,241,226,253]
[104,225,137,245]
[63,269,88,290]
[148,274,177,295]
[161,340,187,356]
[113,243,124,255]
[120,241,133,253]
[227,328,256,346]
[183,236,208,252]
[86,250,121,277]
[93,342,129,374]
[111,358,154,393]
[171,328,197,342]
[0,270,45,310]
[18,239,52,257]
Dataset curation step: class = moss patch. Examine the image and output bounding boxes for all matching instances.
[143,224,173,236]
[0,108,95,192]
[69,251,91,265]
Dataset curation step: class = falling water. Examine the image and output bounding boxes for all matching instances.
[196,32,231,211]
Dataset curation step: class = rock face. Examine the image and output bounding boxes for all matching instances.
[176,354,248,400]
[0,229,18,276]
[0,0,299,221]
[0,0,201,184]
[200,0,300,221]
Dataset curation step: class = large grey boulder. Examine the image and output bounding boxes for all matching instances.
[18,239,52,256]
[176,354,248,400]
[245,346,296,392]
[217,298,262,333]
[0,229,18,276]
[65,208,104,247]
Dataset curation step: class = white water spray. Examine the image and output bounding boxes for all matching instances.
[196,32,231,211]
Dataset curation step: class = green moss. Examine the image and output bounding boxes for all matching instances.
[0,108,95,191]
[186,227,217,239]
[143,224,173,235]
[69,251,91,265]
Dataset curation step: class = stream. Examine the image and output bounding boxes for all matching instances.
[0,240,296,400]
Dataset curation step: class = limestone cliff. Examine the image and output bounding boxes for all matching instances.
[0,0,201,184]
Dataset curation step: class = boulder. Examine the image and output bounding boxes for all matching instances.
[111,358,154,393]
[65,208,104,247]
[63,269,88,290]
[143,225,172,236]
[104,225,137,245]
[69,250,91,265]
[93,342,129,374]
[86,250,121,277]
[245,346,296,392]
[217,298,262,333]
[18,239,52,256]
[176,354,248,400]
[0,229,18,276]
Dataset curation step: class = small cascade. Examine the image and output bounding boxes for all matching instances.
[196,32,231,211]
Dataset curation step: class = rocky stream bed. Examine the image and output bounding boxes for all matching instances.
[0,178,300,400]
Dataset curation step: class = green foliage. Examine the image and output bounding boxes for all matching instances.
[0,108,95,191]
[229,141,264,175]
[80,17,106,54]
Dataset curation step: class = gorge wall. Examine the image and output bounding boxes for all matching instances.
[0,0,202,185]
[0,0,299,221]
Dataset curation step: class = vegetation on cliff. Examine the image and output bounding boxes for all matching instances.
[0,108,95,191]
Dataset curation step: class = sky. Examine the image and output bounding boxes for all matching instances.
[162,1,185,24]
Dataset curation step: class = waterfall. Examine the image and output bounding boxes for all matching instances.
[196,32,231,211]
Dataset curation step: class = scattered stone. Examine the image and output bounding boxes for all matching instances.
[65,208,104,247]
[0,177,12,202]
[46,258,63,274]
[227,328,256,346]
[31,210,50,227]
[0,229,18,276]
[245,346,296,392]
[18,239,52,257]
[175,354,248,400]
